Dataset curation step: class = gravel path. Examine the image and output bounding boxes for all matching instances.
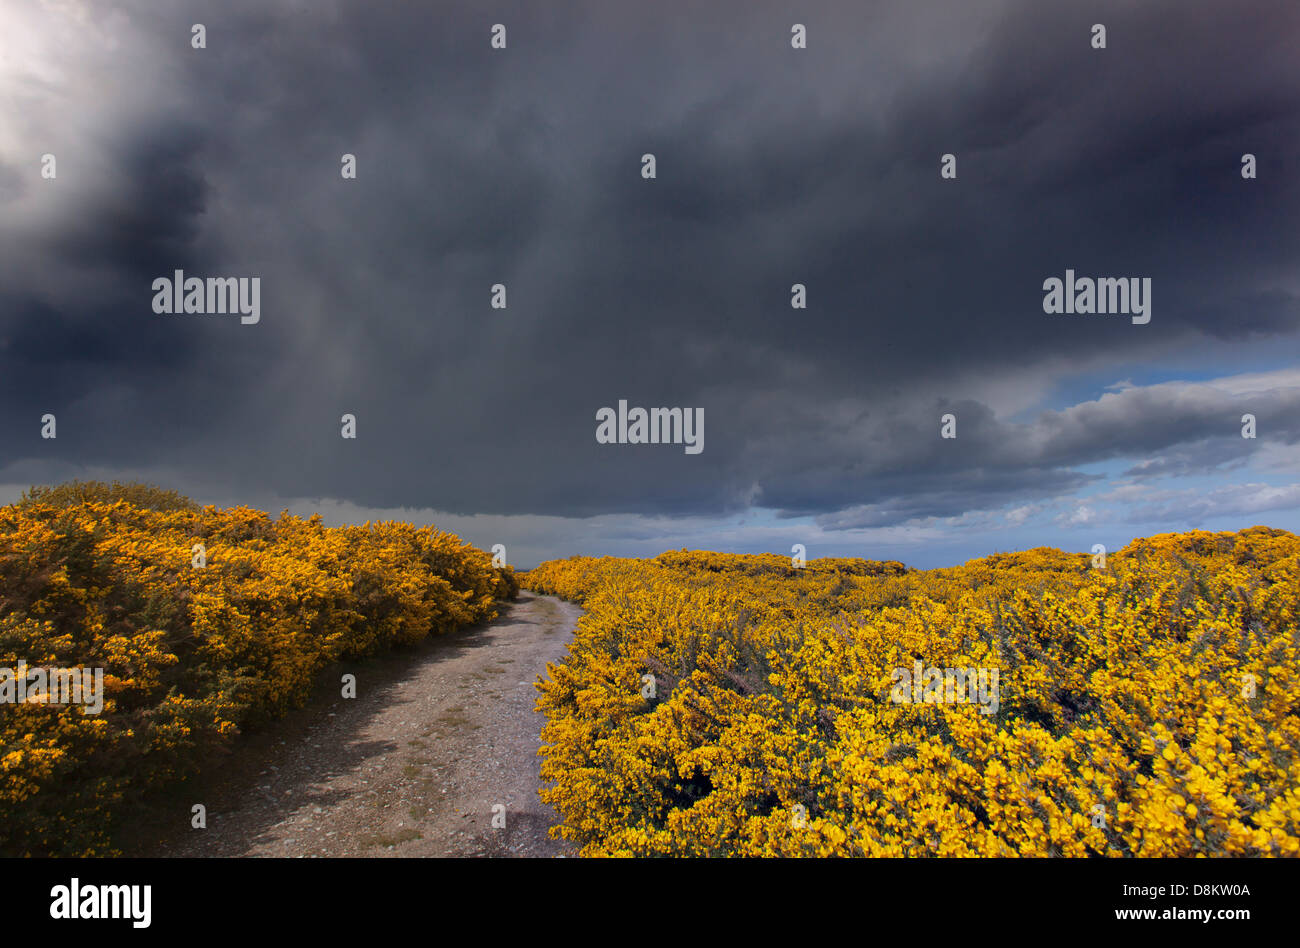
[142,591,582,857]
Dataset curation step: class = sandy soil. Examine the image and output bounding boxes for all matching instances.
[133,591,582,857]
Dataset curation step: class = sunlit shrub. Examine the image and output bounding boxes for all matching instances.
[0,484,516,855]
[527,529,1300,856]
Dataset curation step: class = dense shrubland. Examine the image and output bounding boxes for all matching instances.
[524,530,1299,856]
[0,482,517,855]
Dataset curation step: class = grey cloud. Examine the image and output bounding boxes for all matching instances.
[0,0,1297,544]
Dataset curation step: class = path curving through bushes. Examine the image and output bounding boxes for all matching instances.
[140,592,582,857]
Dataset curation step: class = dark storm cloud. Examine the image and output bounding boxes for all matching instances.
[813,471,1095,531]
[1,0,1297,526]
[0,112,222,454]
[52,125,211,275]
[756,372,1300,522]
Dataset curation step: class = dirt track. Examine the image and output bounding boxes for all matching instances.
[140,591,582,857]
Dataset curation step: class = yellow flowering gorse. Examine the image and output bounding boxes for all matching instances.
[0,482,516,855]
[526,528,1299,857]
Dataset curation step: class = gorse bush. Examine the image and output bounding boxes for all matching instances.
[524,529,1300,856]
[0,483,518,856]
[19,479,202,513]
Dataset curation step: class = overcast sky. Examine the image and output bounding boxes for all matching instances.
[1,0,1298,568]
